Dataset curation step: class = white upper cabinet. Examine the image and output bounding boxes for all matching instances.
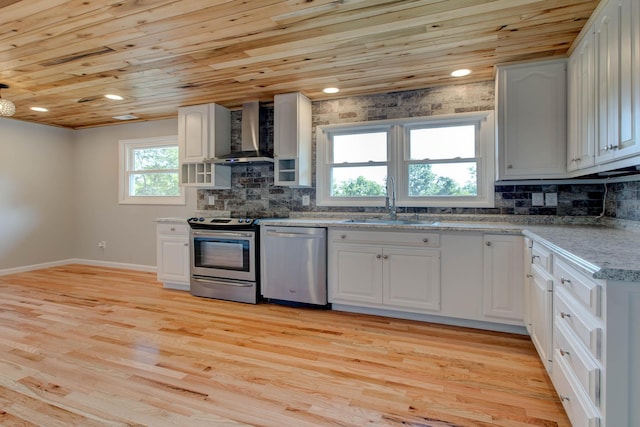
[568,32,597,172]
[496,59,568,180]
[273,92,312,187]
[178,103,231,188]
[178,103,230,163]
[568,0,640,173]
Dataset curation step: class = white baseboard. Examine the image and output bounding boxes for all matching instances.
[0,258,156,276]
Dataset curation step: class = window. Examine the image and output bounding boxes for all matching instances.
[118,135,185,205]
[317,111,495,207]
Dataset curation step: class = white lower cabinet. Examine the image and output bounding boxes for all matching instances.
[329,229,441,313]
[530,264,554,372]
[482,234,524,323]
[156,221,190,291]
[330,229,525,328]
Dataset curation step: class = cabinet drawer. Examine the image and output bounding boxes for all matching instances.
[554,319,601,406]
[157,223,189,235]
[553,351,601,427]
[531,242,552,272]
[554,257,602,317]
[555,289,602,360]
[330,229,439,247]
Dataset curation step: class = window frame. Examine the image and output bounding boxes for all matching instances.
[316,111,495,208]
[118,135,185,205]
[316,123,396,207]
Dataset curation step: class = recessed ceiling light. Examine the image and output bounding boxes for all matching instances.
[105,94,124,100]
[451,69,471,77]
[113,114,138,120]
[323,87,339,94]
[30,107,48,112]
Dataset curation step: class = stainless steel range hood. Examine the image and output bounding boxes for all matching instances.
[210,101,273,164]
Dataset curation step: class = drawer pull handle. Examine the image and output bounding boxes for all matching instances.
[423,238,429,243]
[170,227,175,231]
[561,277,572,285]
[184,243,188,247]
[341,234,347,239]
[560,349,570,357]
[526,274,533,278]
[560,395,571,402]
[560,311,571,319]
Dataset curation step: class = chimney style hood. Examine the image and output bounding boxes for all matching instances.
[210,101,273,164]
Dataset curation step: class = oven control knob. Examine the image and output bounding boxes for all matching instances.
[238,218,245,223]
[198,217,205,222]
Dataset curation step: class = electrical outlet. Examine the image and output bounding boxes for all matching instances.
[545,192,558,206]
[532,193,544,206]
[208,195,215,205]
[302,195,310,206]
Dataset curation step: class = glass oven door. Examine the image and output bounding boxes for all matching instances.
[191,230,255,282]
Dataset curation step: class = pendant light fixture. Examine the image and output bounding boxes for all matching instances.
[0,84,16,117]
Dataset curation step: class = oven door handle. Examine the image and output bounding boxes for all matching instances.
[191,231,253,238]
[191,276,254,287]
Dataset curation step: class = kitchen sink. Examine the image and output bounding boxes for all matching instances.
[339,218,439,226]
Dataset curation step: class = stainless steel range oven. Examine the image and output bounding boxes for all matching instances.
[188,217,259,304]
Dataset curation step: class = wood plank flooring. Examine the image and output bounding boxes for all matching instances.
[0,264,570,427]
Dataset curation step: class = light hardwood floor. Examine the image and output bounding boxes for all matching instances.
[0,264,570,427]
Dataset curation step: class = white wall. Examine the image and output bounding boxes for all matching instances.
[0,118,75,269]
[0,117,197,272]
[72,119,197,269]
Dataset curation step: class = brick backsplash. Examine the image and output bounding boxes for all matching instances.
[199,83,638,221]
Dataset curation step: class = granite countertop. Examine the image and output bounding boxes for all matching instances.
[258,216,640,283]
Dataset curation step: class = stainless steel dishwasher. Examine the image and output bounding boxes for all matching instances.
[260,226,327,305]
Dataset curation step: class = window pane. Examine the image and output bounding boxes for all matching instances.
[333,132,387,163]
[133,146,179,170]
[408,163,477,196]
[130,172,180,196]
[410,125,475,160]
[331,166,387,197]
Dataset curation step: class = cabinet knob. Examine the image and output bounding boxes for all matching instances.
[485,241,492,247]
[422,238,429,243]
[341,234,347,239]
[560,395,571,402]
[383,255,389,259]
[560,277,571,285]
[526,274,533,278]
[184,243,188,247]
[559,349,570,357]
[560,311,571,319]
[170,227,175,231]
[376,254,382,259]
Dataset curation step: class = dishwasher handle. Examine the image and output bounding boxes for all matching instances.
[264,229,325,239]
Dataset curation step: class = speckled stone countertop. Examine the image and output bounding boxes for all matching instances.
[258,214,640,283]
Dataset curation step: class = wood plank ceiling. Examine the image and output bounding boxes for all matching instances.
[0,0,600,129]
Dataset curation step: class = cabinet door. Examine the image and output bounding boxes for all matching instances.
[274,92,312,187]
[178,104,209,162]
[329,243,383,304]
[383,247,441,312]
[497,60,567,179]
[482,234,524,322]
[614,0,639,158]
[568,33,597,172]
[157,236,190,285]
[530,265,553,371]
[274,92,301,158]
[594,2,620,163]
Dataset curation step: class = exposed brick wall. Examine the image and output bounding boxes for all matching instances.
[199,83,638,221]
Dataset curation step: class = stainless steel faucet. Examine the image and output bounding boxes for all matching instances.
[385,176,397,220]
